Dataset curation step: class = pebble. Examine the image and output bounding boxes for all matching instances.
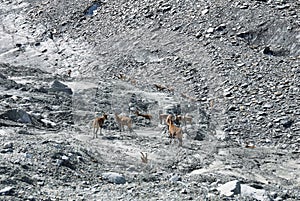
[3,142,13,149]
[206,28,214,33]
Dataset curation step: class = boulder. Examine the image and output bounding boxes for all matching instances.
[0,109,32,124]
[241,184,270,201]
[49,80,73,95]
[217,180,241,197]
[0,186,14,196]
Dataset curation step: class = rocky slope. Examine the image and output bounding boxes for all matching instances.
[0,0,299,200]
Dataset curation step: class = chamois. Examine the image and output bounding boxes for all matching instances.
[184,114,193,125]
[166,114,183,146]
[159,113,169,124]
[154,83,174,93]
[134,110,152,121]
[93,113,108,138]
[175,114,193,126]
[114,113,133,132]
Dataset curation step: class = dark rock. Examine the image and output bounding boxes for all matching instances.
[19,175,35,185]
[49,80,73,95]
[0,186,15,195]
[282,119,293,128]
[194,129,205,141]
[0,109,32,124]
[0,73,7,79]
[17,129,33,135]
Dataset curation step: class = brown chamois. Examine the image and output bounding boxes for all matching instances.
[93,113,108,138]
[180,92,198,102]
[166,114,183,146]
[134,110,152,121]
[114,113,133,132]
[154,83,174,93]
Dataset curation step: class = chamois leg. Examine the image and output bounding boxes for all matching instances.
[94,127,98,139]
[128,125,134,133]
[178,137,183,147]
[117,123,122,132]
[177,131,183,147]
[169,133,174,144]
[96,126,100,138]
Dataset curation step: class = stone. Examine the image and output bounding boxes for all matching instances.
[263,103,273,109]
[0,73,7,79]
[207,28,214,33]
[241,184,270,201]
[0,186,14,195]
[49,80,73,95]
[217,180,241,197]
[282,118,293,128]
[0,109,32,124]
[169,174,181,182]
[102,172,126,184]
[3,142,13,149]
[201,9,209,15]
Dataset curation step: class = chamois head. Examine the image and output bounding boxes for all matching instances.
[166,114,173,125]
[103,113,108,119]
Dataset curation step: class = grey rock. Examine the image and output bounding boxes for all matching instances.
[262,103,273,109]
[169,174,181,182]
[3,142,13,149]
[0,186,14,195]
[102,172,126,184]
[0,73,7,79]
[0,109,32,124]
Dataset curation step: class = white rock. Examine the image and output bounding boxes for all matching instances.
[202,9,209,15]
[217,180,241,197]
[241,184,270,201]
[0,186,14,195]
[207,27,214,33]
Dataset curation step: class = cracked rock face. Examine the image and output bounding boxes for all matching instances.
[0,0,299,200]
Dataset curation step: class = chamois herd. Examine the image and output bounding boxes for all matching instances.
[92,111,193,146]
